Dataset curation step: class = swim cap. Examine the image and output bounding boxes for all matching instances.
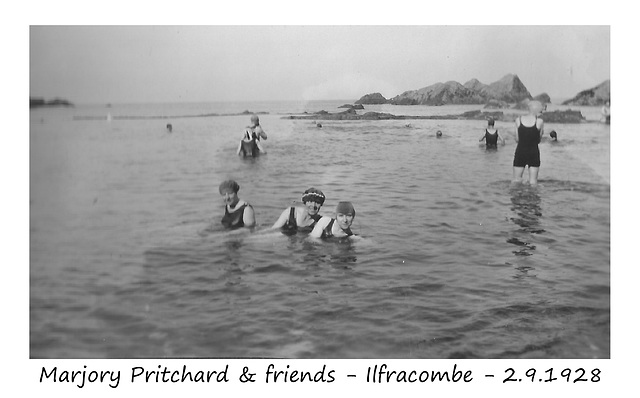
[436,130,443,137]
[219,180,240,194]
[336,201,355,217]
[251,114,260,123]
[302,187,325,205]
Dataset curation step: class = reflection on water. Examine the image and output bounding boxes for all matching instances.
[508,185,544,257]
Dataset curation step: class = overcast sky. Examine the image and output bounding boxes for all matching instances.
[30,25,609,104]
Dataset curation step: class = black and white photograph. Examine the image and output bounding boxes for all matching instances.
[28,24,612,360]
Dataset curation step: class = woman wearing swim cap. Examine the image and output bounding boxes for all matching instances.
[271,188,326,234]
[219,179,256,229]
[513,100,545,185]
[309,201,356,239]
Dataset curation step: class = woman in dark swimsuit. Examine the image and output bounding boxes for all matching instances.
[219,180,255,229]
[271,188,326,234]
[309,201,356,239]
[479,117,504,149]
[512,101,544,185]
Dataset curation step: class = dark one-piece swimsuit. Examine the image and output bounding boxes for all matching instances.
[513,116,541,167]
[281,207,322,235]
[320,218,353,239]
[484,129,499,149]
[239,131,260,157]
[221,203,250,229]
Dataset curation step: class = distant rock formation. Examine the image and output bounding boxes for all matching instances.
[386,74,532,106]
[30,97,74,108]
[533,93,551,104]
[355,92,387,105]
[562,80,610,106]
[284,108,586,124]
[539,110,585,123]
[338,104,365,109]
[484,99,511,109]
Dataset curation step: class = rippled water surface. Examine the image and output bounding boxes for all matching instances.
[30,101,610,358]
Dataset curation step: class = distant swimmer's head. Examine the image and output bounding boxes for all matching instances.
[487,117,495,127]
[436,130,443,137]
[528,100,543,115]
[317,123,323,128]
[166,123,173,132]
[250,114,260,125]
[550,130,557,140]
[335,201,356,229]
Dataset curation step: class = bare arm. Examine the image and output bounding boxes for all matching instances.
[514,118,520,143]
[243,204,256,227]
[271,207,291,229]
[309,216,331,238]
[256,126,267,140]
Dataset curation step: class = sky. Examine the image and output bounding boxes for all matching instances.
[29,25,610,104]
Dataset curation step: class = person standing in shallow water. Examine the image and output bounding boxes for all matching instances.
[512,100,545,185]
[219,180,255,229]
[309,201,356,239]
[479,118,504,148]
[237,114,268,157]
[271,188,326,234]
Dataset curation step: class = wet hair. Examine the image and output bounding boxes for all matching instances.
[336,201,355,217]
[487,118,495,126]
[219,180,240,194]
[550,130,557,139]
[302,187,325,205]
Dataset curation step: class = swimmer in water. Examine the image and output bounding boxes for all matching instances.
[218,180,255,229]
[512,100,545,185]
[549,130,558,141]
[309,201,356,239]
[479,118,504,148]
[271,188,326,234]
[166,123,173,133]
[436,130,443,138]
[237,114,268,156]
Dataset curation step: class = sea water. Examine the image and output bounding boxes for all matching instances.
[30,100,610,358]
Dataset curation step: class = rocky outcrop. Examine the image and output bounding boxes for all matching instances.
[355,92,387,105]
[562,80,610,106]
[30,97,74,108]
[533,93,551,104]
[484,99,511,109]
[338,104,365,109]
[284,108,586,124]
[386,74,532,106]
[540,109,585,123]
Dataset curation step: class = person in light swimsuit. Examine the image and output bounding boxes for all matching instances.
[512,101,545,185]
[219,180,255,229]
[271,188,326,234]
[309,201,356,239]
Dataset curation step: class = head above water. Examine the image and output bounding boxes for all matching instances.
[436,130,443,137]
[219,180,240,194]
[336,201,356,217]
[527,100,543,115]
[550,130,557,140]
[302,187,325,205]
